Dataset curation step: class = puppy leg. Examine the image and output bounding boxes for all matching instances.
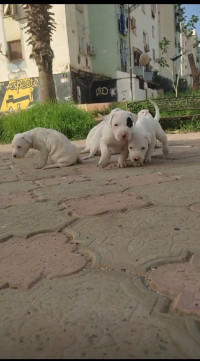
[98,140,112,168]
[156,126,169,155]
[144,140,156,163]
[82,144,100,160]
[117,147,128,168]
[42,163,70,169]
[36,147,48,169]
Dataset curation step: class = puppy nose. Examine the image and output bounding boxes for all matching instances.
[134,157,138,161]
[13,154,16,158]
[122,133,127,138]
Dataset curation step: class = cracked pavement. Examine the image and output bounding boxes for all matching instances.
[1,132,200,358]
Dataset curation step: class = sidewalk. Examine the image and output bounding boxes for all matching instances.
[1,132,200,358]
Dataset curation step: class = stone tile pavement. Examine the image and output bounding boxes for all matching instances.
[1,132,200,358]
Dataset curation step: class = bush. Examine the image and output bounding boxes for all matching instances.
[0,101,97,144]
[152,72,174,93]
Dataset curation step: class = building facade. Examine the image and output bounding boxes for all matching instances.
[0,4,197,112]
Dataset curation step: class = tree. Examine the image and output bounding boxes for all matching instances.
[22,4,57,103]
[156,8,200,96]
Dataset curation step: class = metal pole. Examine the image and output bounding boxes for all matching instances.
[128,6,133,101]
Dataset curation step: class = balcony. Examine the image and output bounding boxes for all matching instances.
[143,71,153,82]
[133,65,143,77]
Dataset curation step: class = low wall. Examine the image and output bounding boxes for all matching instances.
[77,102,112,112]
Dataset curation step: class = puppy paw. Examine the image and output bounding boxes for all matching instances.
[98,160,109,168]
[35,164,44,169]
[117,161,127,168]
[163,147,169,156]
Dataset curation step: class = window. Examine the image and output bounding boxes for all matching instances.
[139,77,144,90]
[152,48,155,61]
[152,25,154,38]
[78,55,81,64]
[76,4,84,13]
[120,38,127,72]
[3,4,17,17]
[130,17,136,35]
[133,50,142,66]
[151,4,156,18]
[143,32,147,45]
[7,39,22,61]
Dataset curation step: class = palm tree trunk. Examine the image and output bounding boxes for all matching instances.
[39,71,57,102]
[188,53,200,91]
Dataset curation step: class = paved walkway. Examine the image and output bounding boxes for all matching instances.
[1,132,200,358]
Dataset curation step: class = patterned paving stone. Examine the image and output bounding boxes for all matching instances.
[0,191,36,208]
[0,232,88,290]
[35,174,90,186]
[145,252,200,316]
[61,192,153,217]
[190,203,200,213]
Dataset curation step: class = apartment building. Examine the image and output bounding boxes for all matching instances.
[0,4,190,112]
[180,29,200,87]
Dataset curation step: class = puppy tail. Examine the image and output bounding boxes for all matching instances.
[80,147,89,154]
[98,113,105,120]
[149,99,160,122]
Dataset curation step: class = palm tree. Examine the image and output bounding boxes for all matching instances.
[22,4,57,102]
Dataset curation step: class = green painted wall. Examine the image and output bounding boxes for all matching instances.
[88,4,129,78]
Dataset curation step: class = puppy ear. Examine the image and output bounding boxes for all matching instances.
[21,133,33,145]
[145,132,152,144]
[128,112,137,124]
[108,112,115,127]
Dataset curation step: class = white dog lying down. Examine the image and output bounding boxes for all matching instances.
[12,127,81,169]
[98,108,137,168]
[128,100,169,166]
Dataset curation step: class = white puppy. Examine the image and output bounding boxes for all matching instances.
[128,100,169,166]
[12,127,81,169]
[137,108,153,119]
[98,108,137,168]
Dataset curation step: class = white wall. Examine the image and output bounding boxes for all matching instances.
[116,70,131,101]
[130,5,159,73]
[0,4,91,82]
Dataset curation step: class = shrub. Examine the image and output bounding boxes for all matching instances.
[0,101,96,144]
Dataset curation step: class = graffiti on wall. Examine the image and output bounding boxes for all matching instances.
[0,73,72,112]
[0,77,39,112]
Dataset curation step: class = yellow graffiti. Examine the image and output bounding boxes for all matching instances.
[0,77,39,112]
[96,87,108,96]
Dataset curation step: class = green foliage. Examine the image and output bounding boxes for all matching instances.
[0,102,96,144]
[159,37,171,54]
[160,117,200,133]
[108,101,127,112]
[152,72,174,93]
[177,78,189,92]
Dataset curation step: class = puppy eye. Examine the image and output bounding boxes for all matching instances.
[114,124,118,126]
[17,145,21,149]
[129,146,133,150]
[141,146,145,150]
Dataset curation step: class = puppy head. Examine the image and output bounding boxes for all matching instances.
[109,109,135,142]
[12,132,32,158]
[128,130,152,166]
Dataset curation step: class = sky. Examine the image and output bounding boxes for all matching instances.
[183,4,200,35]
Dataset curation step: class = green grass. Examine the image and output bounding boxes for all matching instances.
[0,101,97,144]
